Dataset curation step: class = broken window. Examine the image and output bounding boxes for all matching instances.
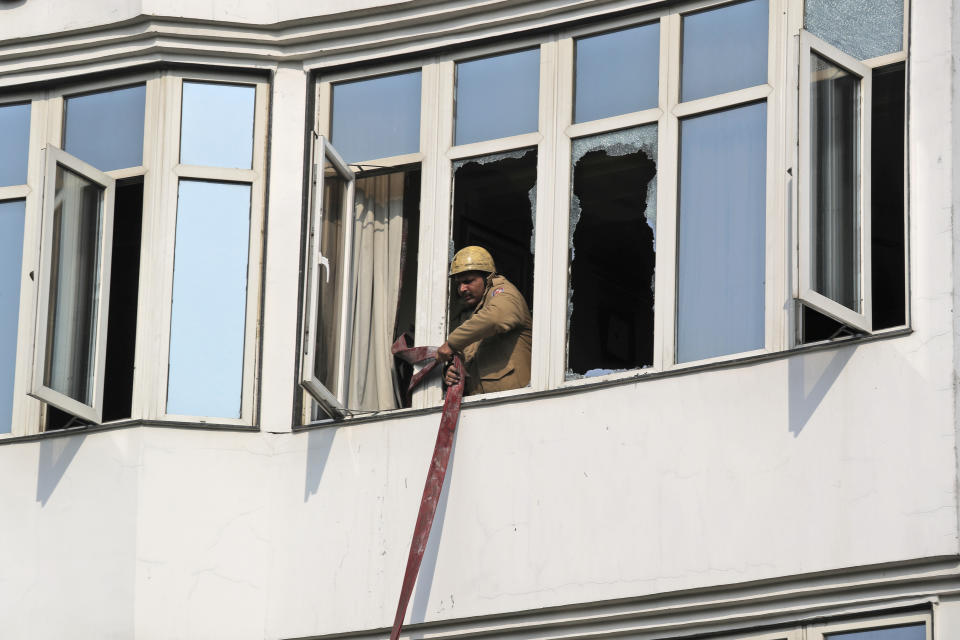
[450,149,536,317]
[567,126,656,379]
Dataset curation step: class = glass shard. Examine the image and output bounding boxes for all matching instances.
[681,0,768,102]
[567,125,657,379]
[180,82,256,169]
[805,0,904,61]
[455,49,540,145]
[575,22,659,123]
[167,180,251,418]
[332,71,422,164]
[64,84,145,171]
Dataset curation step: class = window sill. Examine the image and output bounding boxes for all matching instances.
[294,326,912,432]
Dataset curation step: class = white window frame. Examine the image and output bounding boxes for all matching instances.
[300,134,356,417]
[797,29,873,332]
[808,611,931,640]
[30,145,116,423]
[151,71,269,426]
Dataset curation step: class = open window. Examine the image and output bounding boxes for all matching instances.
[798,30,873,333]
[31,145,116,424]
[301,135,356,418]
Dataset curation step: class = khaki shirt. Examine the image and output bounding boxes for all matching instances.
[447,274,532,396]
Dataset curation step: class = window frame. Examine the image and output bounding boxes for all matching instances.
[797,29,874,332]
[151,71,270,425]
[808,611,930,640]
[300,134,356,417]
[30,144,117,424]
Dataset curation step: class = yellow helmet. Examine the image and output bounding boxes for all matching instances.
[449,246,496,276]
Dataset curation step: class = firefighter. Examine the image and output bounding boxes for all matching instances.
[436,246,532,396]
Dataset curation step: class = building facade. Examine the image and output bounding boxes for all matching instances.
[0,1,956,639]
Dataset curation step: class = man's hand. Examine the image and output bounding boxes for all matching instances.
[443,360,462,387]
[436,341,454,363]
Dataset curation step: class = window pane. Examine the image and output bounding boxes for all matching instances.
[180,82,255,169]
[167,180,251,418]
[810,53,861,311]
[331,71,421,164]
[805,0,904,60]
[315,163,347,399]
[0,200,26,433]
[64,85,145,172]
[575,23,659,123]
[43,167,104,404]
[827,623,925,640]
[681,0,768,102]
[677,102,766,363]
[455,49,539,145]
[0,103,30,186]
[568,126,657,378]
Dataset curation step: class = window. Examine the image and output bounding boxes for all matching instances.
[0,100,31,435]
[307,0,908,418]
[0,71,269,436]
[797,0,908,342]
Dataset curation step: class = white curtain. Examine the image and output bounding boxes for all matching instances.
[346,172,405,411]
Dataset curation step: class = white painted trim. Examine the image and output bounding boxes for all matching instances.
[673,83,772,118]
[0,185,30,200]
[349,152,425,173]
[30,145,116,424]
[566,107,662,139]
[797,30,873,332]
[172,165,259,182]
[446,132,543,160]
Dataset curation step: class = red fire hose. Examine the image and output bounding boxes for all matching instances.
[388,335,465,640]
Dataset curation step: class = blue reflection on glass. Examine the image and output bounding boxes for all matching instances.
[681,0,768,102]
[0,200,25,434]
[167,180,250,418]
[805,0,903,60]
[180,82,256,169]
[828,624,925,640]
[64,85,146,171]
[575,22,659,123]
[332,71,421,164]
[677,102,766,363]
[455,48,540,145]
[0,103,30,186]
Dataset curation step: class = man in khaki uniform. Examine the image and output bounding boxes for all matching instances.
[436,246,532,396]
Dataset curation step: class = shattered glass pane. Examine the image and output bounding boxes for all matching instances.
[805,0,903,60]
[450,149,536,312]
[566,125,657,380]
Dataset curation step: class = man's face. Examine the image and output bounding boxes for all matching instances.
[454,271,487,307]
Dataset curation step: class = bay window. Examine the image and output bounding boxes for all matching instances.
[304,0,909,418]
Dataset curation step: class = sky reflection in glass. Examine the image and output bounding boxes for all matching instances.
[575,23,659,123]
[681,0,768,102]
[167,180,250,418]
[0,103,30,186]
[180,82,255,169]
[0,200,25,434]
[64,84,145,171]
[331,71,421,164]
[677,102,766,363]
[827,624,925,640]
[456,48,539,145]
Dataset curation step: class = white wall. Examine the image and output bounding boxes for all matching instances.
[0,0,957,638]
